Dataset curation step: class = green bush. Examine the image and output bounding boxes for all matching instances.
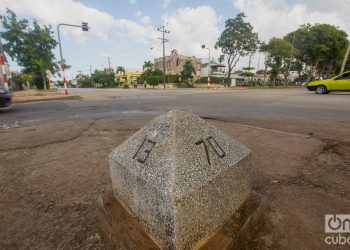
[166,74,180,83]
[147,76,159,88]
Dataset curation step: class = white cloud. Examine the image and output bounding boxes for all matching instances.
[135,11,142,18]
[163,0,171,8]
[130,0,137,5]
[134,11,151,25]
[140,16,151,25]
[232,0,350,42]
[160,6,220,61]
[0,0,155,44]
[114,19,155,43]
[225,0,350,72]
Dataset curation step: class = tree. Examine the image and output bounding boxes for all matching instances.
[285,24,348,83]
[260,38,298,85]
[290,60,304,84]
[152,68,164,76]
[256,69,265,75]
[147,76,159,88]
[116,66,126,75]
[215,13,259,85]
[0,9,59,89]
[259,42,271,84]
[218,55,225,64]
[143,61,154,72]
[181,60,195,83]
[241,66,255,78]
[115,66,125,86]
[91,69,115,87]
[75,74,92,88]
[141,61,154,83]
[11,72,33,89]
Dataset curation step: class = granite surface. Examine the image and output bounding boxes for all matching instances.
[109,110,252,249]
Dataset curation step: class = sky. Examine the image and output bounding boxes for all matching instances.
[1,0,350,78]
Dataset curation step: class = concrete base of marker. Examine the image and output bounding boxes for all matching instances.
[97,191,267,250]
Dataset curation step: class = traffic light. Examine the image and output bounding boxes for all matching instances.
[82,22,89,31]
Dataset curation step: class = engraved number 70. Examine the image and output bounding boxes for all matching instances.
[195,136,226,165]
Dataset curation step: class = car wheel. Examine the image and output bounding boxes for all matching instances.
[315,85,327,94]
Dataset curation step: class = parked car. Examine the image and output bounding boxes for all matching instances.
[307,71,350,94]
[0,85,12,111]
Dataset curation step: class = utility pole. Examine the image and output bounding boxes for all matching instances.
[340,41,350,74]
[89,65,93,76]
[106,56,112,73]
[247,54,253,85]
[202,45,211,88]
[157,25,170,89]
[287,32,296,86]
[248,54,252,69]
[89,65,94,87]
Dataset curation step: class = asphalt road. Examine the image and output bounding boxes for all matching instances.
[1,87,350,249]
[1,88,349,133]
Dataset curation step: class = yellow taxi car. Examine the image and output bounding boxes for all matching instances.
[307,71,350,94]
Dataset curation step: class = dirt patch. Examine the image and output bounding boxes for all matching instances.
[0,117,349,249]
[12,90,81,103]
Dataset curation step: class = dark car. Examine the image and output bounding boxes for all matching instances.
[0,85,12,111]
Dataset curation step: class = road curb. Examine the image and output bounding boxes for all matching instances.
[13,95,82,103]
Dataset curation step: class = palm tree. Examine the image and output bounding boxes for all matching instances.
[116,66,126,76]
[142,61,154,84]
[143,61,154,72]
[115,66,126,86]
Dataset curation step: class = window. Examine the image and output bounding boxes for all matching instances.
[176,58,179,66]
[336,72,350,80]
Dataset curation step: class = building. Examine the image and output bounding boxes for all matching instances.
[115,68,143,85]
[201,61,226,78]
[154,49,202,77]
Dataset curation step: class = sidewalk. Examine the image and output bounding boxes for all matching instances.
[12,90,81,103]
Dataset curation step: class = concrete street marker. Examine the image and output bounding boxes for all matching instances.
[109,110,252,249]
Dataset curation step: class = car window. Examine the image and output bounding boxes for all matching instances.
[335,72,350,80]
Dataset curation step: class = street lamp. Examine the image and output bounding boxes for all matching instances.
[57,22,90,95]
[202,45,211,88]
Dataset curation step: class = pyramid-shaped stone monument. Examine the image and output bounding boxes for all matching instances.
[109,110,252,249]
